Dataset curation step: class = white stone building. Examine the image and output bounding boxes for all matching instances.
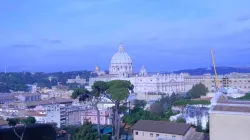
[88,44,186,101]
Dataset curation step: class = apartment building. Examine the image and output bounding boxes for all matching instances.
[45,104,68,128]
[209,92,250,140]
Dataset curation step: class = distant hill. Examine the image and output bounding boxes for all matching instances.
[173,67,250,75]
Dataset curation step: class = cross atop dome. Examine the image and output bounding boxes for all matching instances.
[118,43,124,52]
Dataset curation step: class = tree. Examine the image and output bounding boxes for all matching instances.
[196,121,203,132]
[133,100,146,109]
[78,81,108,140]
[74,122,98,140]
[205,121,209,133]
[71,88,89,99]
[176,118,186,123]
[7,118,20,126]
[106,80,133,140]
[150,103,164,115]
[21,117,36,125]
[187,83,208,99]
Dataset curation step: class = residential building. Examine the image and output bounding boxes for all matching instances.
[209,92,250,140]
[82,109,113,125]
[65,105,88,126]
[0,95,16,104]
[45,104,68,128]
[132,120,195,140]
[17,93,41,103]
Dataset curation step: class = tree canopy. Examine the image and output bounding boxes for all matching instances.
[187,83,208,99]
[21,117,36,125]
[106,80,133,101]
[133,100,147,109]
[73,122,98,140]
[237,92,250,100]
[71,88,90,99]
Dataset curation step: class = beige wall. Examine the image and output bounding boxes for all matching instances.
[210,113,250,140]
[133,130,187,140]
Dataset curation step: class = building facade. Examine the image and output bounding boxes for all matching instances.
[209,92,250,140]
[17,93,41,103]
[132,120,195,140]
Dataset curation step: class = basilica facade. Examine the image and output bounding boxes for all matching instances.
[88,44,189,100]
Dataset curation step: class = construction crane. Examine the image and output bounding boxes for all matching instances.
[210,49,220,90]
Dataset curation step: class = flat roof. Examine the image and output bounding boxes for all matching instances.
[26,98,73,107]
[213,105,250,113]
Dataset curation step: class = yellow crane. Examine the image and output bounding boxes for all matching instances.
[210,49,220,90]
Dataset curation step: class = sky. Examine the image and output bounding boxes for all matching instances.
[0,0,250,72]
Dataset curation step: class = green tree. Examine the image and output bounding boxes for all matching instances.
[196,121,203,132]
[150,103,164,115]
[74,122,98,140]
[133,100,147,109]
[7,118,20,126]
[106,80,133,140]
[71,88,89,99]
[187,83,208,99]
[21,116,36,125]
[91,81,108,140]
[237,92,250,100]
[176,118,186,123]
[205,121,209,133]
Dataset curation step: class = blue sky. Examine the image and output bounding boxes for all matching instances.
[0,0,250,72]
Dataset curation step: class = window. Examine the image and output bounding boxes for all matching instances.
[150,133,153,137]
[135,132,138,135]
[172,135,176,139]
[156,134,159,137]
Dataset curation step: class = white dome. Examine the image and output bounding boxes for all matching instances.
[111,46,132,64]
[109,44,133,75]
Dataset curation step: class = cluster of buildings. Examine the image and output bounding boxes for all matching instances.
[87,44,250,100]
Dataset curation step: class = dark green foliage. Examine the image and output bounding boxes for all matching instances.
[102,134,110,140]
[74,122,98,140]
[187,83,208,99]
[22,116,36,125]
[173,99,210,106]
[0,71,93,92]
[150,103,164,115]
[64,125,81,139]
[176,118,186,123]
[237,92,250,100]
[205,121,209,133]
[7,118,20,126]
[196,121,203,132]
[91,81,108,97]
[133,100,147,109]
[123,108,175,125]
[71,88,90,99]
[106,80,133,101]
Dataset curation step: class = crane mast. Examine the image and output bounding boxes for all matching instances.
[210,49,220,90]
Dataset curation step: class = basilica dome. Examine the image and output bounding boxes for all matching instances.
[111,45,132,64]
[109,44,133,76]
